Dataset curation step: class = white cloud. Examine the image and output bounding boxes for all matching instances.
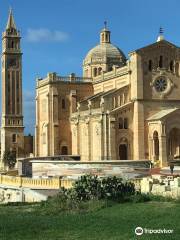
[26,28,69,42]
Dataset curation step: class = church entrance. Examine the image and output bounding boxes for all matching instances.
[119,144,128,160]
[61,146,68,155]
[168,128,180,159]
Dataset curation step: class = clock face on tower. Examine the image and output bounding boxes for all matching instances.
[7,57,18,68]
[154,77,167,92]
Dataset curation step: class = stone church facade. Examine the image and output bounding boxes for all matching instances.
[36,25,180,167]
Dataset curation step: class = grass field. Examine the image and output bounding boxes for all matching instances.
[0,201,179,240]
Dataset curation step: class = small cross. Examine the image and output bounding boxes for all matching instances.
[104,21,107,29]
[159,26,164,35]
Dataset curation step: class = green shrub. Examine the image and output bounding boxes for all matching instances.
[73,175,135,202]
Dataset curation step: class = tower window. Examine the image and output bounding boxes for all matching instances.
[148,60,152,71]
[159,56,163,68]
[93,68,97,77]
[102,33,104,42]
[12,134,17,143]
[98,67,102,75]
[11,41,14,49]
[62,99,66,109]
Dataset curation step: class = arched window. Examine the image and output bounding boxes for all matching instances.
[170,60,174,71]
[159,56,163,68]
[118,118,123,129]
[93,68,97,77]
[62,99,66,109]
[98,67,102,75]
[102,34,104,42]
[148,60,152,71]
[124,118,128,129]
[153,131,159,160]
[11,41,14,49]
[12,134,16,143]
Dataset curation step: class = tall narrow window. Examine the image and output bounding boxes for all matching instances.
[93,68,97,77]
[148,60,152,71]
[12,134,17,143]
[98,67,102,75]
[170,60,174,71]
[175,62,179,76]
[62,99,66,109]
[159,55,163,68]
[124,118,128,129]
[118,118,123,129]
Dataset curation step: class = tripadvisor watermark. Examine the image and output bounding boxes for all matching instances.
[135,227,174,236]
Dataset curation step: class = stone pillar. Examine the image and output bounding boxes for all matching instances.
[159,135,167,167]
[103,113,108,160]
[92,117,103,161]
[108,116,116,160]
[35,95,38,156]
[71,120,78,155]
[133,101,145,160]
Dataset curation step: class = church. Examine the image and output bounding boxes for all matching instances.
[2,10,180,168]
[35,23,180,167]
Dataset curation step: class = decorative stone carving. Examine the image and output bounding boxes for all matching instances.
[73,127,77,137]
[95,124,100,135]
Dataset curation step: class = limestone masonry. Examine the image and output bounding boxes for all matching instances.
[1,10,180,168]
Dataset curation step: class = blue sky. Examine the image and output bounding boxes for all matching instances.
[0,0,180,134]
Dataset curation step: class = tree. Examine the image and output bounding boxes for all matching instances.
[3,150,16,169]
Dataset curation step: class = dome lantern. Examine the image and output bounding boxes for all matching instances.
[100,21,111,44]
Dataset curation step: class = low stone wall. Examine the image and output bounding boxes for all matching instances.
[30,160,151,179]
[141,175,180,198]
[0,175,74,190]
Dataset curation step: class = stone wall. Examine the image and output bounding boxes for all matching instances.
[141,175,180,198]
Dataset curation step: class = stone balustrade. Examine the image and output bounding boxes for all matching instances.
[0,175,74,190]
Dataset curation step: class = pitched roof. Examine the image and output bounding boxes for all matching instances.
[147,108,179,121]
[129,40,179,55]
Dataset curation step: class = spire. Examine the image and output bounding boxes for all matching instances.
[6,7,17,30]
[100,21,111,44]
[157,26,164,42]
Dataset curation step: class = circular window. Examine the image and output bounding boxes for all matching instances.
[155,77,167,92]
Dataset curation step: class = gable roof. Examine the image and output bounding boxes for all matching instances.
[129,40,179,55]
[147,108,179,121]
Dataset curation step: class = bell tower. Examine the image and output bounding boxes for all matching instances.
[1,9,24,164]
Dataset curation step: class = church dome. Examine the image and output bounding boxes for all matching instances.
[83,23,126,78]
[84,42,126,64]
